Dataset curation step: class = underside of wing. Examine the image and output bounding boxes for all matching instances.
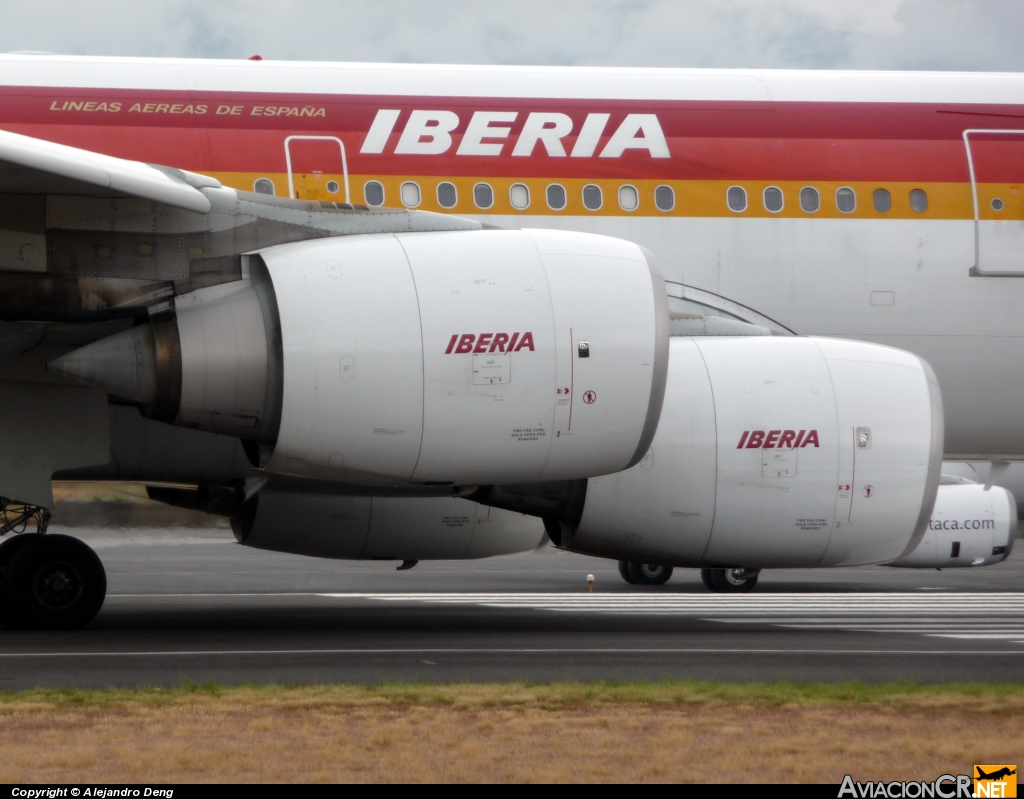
[0,128,219,213]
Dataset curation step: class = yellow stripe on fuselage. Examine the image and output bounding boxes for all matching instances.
[210,172,1020,221]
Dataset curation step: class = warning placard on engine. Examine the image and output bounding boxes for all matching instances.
[441,515,472,528]
[511,427,547,442]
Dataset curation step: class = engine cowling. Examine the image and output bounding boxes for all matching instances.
[232,490,546,561]
[562,335,944,568]
[886,481,1016,568]
[49,228,669,486]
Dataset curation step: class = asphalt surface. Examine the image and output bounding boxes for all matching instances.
[0,525,1022,688]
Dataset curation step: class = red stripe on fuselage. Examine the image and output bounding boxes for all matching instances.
[2,86,1024,182]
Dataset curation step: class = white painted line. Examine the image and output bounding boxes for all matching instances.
[98,591,1024,645]
[0,648,1022,658]
[103,591,1024,601]
[107,592,337,598]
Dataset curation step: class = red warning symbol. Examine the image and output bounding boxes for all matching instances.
[583,390,597,404]
[862,485,874,498]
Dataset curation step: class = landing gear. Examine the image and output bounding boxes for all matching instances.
[0,534,106,629]
[0,497,50,537]
[701,567,760,593]
[0,534,35,628]
[617,560,674,586]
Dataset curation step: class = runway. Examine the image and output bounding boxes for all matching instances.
[0,525,1022,688]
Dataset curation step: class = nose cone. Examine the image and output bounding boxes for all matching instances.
[47,325,158,404]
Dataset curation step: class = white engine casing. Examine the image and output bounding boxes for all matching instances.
[886,482,1016,568]
[569,336,944,568]
[261,229,668,485]
[234,491,545,561]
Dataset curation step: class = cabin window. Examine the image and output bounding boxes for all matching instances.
[873,188,891,213]
[992,198,1005,211]
[547,184,566,210]
[727,186,747,212]
[836,187,856,213]
[510,183,530,210]
[582,184,603,211]
[254,178,275,196]
[326,180,340,194]
[400,181,421,208]
[763,186,784,213]
[618,185,639,211]
[364,181,385,207]
[474,183,494,209]
[799,187,820,213]
[655,185,675,211]
[437,182,457,209]
[909,189,928,213]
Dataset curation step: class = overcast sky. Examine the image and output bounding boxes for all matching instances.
[0,0,1021,72]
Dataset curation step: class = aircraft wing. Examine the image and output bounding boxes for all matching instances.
[0,128,218,214]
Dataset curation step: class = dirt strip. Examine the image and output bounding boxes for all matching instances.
[0,683,1020,783]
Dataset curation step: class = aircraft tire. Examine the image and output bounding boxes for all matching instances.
[1,534,106,630]
[626,562,673,586]
[0,534,36,628]
[618,560,636,584]
[702,568,759,593]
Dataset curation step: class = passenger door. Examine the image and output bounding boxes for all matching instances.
[284,135,350,203]
[964,129,1024,275]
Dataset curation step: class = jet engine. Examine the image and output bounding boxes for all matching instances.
[886,481,1016,568]
[49,229,668,486]
[528,336,944,569]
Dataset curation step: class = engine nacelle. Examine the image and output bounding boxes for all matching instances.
[232,490,545,561]
[886,482,1016,568]
[563,336,944,568]
[50,229,668,486]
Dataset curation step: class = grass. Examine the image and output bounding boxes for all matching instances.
[51,481,154,503]
[0,681,1020,782]
[4,679,1024,708]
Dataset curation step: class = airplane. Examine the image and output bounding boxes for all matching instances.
[0,54,1021,629]
[976,768,1017,782]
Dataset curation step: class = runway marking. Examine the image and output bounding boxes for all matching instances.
[107,591,1024,601]
[320,592,1024,645]
[101,592,1024,645]
[1,648,1023,658]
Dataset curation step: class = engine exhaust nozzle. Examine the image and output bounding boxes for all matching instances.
[47,278,279,441]
[48,315,183,424]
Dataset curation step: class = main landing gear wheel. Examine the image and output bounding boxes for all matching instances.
[618,560,674,586]
[701,567,759,593]
[0,534,106,629]
[0,534,36,628]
